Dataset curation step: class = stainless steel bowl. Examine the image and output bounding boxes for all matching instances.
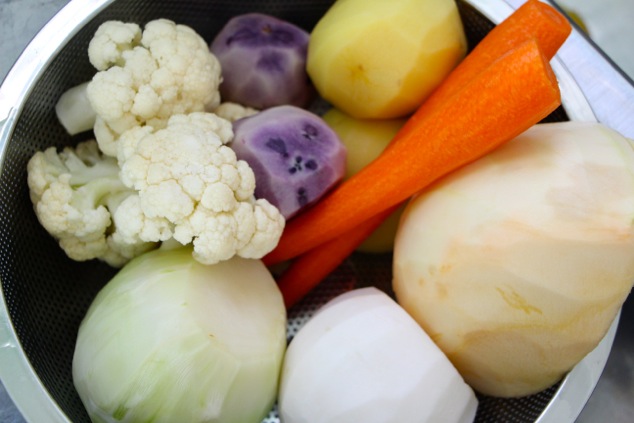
[0,0,624,422]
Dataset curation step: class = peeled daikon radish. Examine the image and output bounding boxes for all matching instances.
[278,287,477,423]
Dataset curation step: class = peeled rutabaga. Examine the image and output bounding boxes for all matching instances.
[278,287,478,423]
[72,247,287,423]
[393,121,634,397]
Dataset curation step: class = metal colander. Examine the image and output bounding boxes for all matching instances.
[0,0,618,422]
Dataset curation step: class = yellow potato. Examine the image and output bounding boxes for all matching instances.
[307,0,467,119]
[322,108,407,253]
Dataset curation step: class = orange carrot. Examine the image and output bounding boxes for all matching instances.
[497,0,571,60]
[395,0,571,141]
[451,0,570,86]
[264,38,561,265]
[276,205,398,308]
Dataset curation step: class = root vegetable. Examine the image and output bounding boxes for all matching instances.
[278,287,478,423]
[393,121,634,397]
[400,0,571,128]
[231,105,346,219]
[210,13,314,109]
[307,0,467,119]
[277,205,398,308]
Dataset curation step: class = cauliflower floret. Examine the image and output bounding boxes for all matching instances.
[212,102,259,123]
[26,140,158,267]
[88,21,142,70]
[239,199,287,258]
[117,112,285,265]
[86,19,222,156]
[110,195,173,245]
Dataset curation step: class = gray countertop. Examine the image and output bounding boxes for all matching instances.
[1,0,633,422]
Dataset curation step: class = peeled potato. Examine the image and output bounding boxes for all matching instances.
[307,0,467,119]
[393,122,634,397]
[322,108,407,252]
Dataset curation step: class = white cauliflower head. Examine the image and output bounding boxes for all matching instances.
[86,19,222,156]
[117,112,285,265]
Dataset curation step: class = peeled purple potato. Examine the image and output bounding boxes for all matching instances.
[210,13,314,109]
[231,105,346,219]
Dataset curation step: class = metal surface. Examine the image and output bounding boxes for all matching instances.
[0,0,633,422]
[508,0,634,140]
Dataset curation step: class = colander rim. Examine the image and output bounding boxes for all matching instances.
[0,0,617,422]
[0,1,115,421]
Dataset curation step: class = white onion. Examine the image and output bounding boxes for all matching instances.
[278,287,477,423]
[72,247,287,423]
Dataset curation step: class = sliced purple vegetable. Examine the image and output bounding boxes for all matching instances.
[231,105,346,219]
[210,13,315,109]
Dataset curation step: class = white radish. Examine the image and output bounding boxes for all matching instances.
[278,287,478,423]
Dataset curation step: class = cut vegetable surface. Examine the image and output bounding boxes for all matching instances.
[231,105,346,219]
[264,38,562,265]
[73,247,287,423]
[278,287,478,423]
[393,122,634,397]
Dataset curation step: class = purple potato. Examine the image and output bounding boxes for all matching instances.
[231,105,346,219]
[210,13,315,109]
